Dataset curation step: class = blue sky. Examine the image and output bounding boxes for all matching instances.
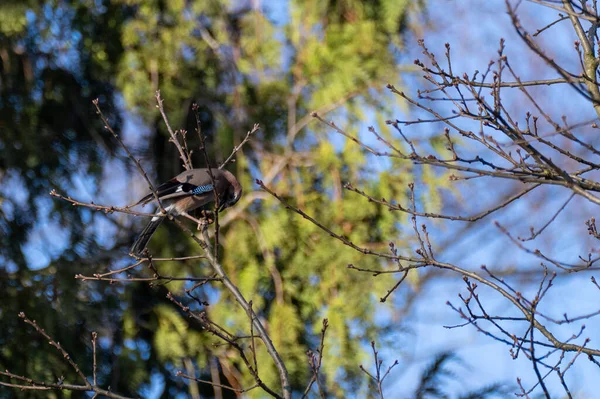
[371,1,600,397]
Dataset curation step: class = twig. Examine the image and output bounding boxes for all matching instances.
[177,371,259,394]
[155,90,192,170]
[193,102,220,260]
[0,314,134,399]
[257,180,418,262]
[50,190,157,218]
[519,193,574,241]
[167,293,283,398]
[92,332,98,386]
[359,341,398,399]
[92,99,163,209]
[302,319,329,399]
[169,218,291,398]
[219,123,260,170]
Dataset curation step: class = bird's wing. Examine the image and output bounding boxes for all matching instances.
[134,179,214,206]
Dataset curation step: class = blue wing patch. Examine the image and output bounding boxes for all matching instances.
[191,184,213,195]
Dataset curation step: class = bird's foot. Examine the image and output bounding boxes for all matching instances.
[198,210,215,228]
[180,211,215,230]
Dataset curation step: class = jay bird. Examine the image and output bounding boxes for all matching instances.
[130,168,242,256]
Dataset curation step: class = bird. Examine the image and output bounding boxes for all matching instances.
[130,168,242,256]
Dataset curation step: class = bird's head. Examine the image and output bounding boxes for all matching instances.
[218,170,243,212]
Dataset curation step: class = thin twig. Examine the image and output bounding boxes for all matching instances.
[219,123,260,170]
[156,91,192,170]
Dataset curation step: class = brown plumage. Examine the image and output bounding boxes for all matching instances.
[130,168,242,256]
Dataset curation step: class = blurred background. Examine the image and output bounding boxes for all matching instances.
[1,0,598,397]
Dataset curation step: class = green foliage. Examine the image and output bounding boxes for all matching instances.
[0,0,471,398]
[0,1,29,35]
[0,0,133,395]
[153,304,207,365]
[216,137,427,395]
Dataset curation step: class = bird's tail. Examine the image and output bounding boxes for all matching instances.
[130,215,163,257]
